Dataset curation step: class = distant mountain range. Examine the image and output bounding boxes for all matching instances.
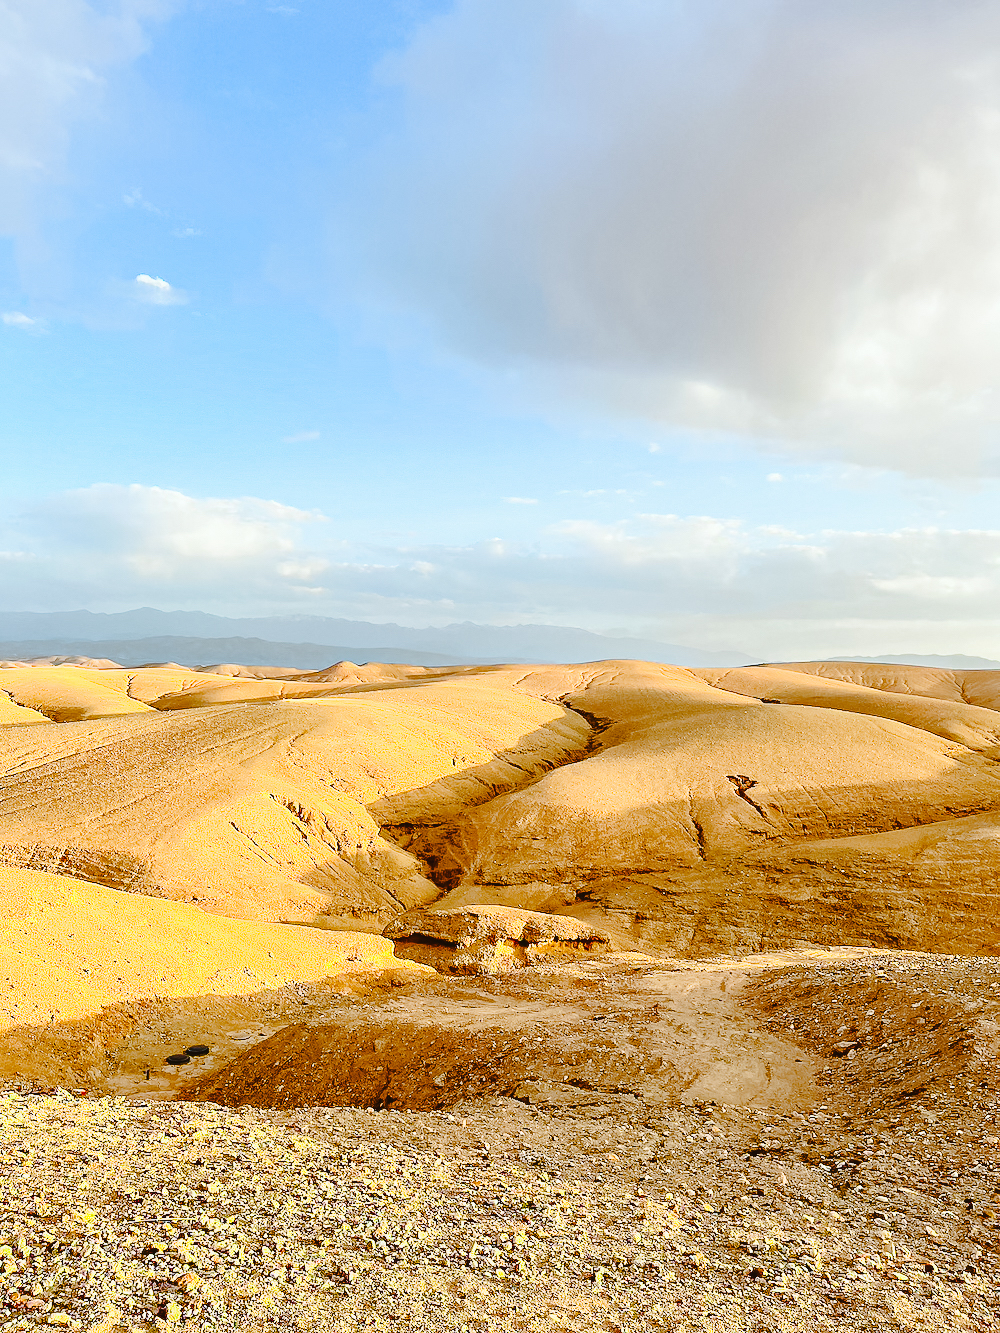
[0,609,749,668]
[2,610,995,671]
[822,653,1000,670]
[0,637,486,669]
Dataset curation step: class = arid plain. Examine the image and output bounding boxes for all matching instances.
[2,657,1000,1333]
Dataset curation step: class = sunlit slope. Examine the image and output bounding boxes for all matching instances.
[0,667,155,722]
[385,661,1000,881]
[368,661,1000,954]
[0,689,50,726]
[768,661,1000,711]
[147,663,511,710]
[0,681,585,927]
[693,666,1000,755]
[0,865,427,1031]
[8,659,1000,958]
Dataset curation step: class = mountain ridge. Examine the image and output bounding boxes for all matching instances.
[0,610,748,667]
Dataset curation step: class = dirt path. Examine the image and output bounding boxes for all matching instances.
[35,950,858,1111]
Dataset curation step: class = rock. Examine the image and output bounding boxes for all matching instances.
[383,906,610,974]
[831,1041,860,1056]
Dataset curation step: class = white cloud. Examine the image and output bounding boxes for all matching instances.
[276,558,330,582]
[2,311,37,327]
[12,484,1000,659]
[767,473,783,483]
[133,273,186,305]
[282,430,321,443]
[349,0,1000,476]
[503,496,538,505]
[0,1,173,242]
[7,484,328,608]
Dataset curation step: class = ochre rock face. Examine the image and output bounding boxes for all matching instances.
[383,904,611,973]
[4,657,1000,969]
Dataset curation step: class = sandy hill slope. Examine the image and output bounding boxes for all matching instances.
[5,656,1000,1002]
[4,659,1000,961]
[0,672,588,927]
[0,865,424,1037]
[766,659,1000,710]
[372,661,1000,955]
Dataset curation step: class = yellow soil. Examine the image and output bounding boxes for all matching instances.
[7,656,1000,992]
[390,659,1000,884]
[767,658,1000,709]
[0,666,154,722]
[0,864,426,1032]
[0,678,585,925]
[695,664,1000,755]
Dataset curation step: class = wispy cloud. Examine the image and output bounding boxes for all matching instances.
[123,187,161,215]
[2,312,38,328]
[282,430,321,443]
[133,274,187,306]
[503,496,538,505]
[0,0,171,245]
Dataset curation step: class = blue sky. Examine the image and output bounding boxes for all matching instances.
[4,0,1000,658]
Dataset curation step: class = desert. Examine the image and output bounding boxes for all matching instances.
[2,656,1000,1333]
[11,5,1000,1331]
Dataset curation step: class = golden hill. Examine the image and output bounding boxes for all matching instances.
[4,656,1000,974]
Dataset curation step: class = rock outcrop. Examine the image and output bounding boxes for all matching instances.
[383,905,611,973]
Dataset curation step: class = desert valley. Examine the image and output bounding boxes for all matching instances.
[1,655,999,1333]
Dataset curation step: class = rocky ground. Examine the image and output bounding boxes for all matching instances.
[2,948,1000,1333]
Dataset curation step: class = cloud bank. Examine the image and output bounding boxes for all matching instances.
[6,484,1000,659]
[3,485,329,606]
[349,0,1000,475]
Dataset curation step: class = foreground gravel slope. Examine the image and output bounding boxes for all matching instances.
[2,950,999,1333]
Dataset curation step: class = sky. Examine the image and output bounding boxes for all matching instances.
[4,0,1000,659]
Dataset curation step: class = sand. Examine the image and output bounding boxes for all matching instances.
[6,657,1000,961]
[4,656,1000,1057]
[0,678,586,927]
[0,865,427,1033]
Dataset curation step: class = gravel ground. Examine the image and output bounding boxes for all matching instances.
[2,950,999,1333]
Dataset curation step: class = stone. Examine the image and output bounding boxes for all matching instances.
[383,906,610,974]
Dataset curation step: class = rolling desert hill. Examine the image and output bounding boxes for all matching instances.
[4,657,1000,956]
[5,656,1000,1332]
